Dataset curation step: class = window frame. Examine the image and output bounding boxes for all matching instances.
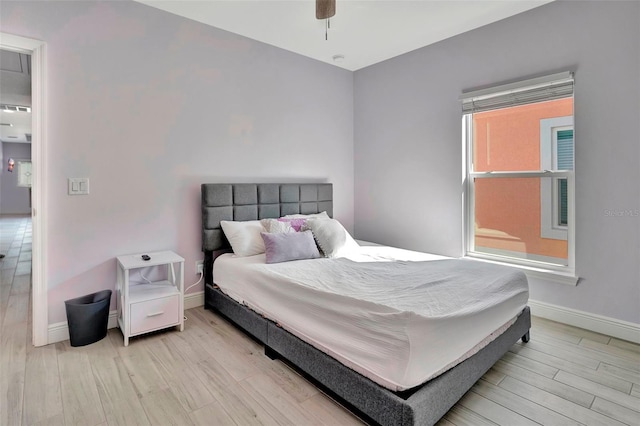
[461,73,576,281]
[540,116,573,240]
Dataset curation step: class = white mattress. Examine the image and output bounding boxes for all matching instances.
[213,245,529,391]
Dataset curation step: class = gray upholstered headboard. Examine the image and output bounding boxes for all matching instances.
[201,183,333,253]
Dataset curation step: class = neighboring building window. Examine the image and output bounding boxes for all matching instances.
[461,72,575,272]
[540,117,573,240]
[556,129,574,227]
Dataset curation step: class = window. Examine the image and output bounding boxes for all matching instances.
[17,160,32,187]
[540,117,573,240]
[461,72,575,273]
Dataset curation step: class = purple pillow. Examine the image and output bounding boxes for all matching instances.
[261,231,320,264]
[277,217,307,232]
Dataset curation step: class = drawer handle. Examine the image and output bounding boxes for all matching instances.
[146,311,164,317]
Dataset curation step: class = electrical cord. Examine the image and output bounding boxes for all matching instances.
[139,269,153,284]
[185,271,203,293]
[183,271,204,322]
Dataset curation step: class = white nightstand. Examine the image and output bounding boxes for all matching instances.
[116,251,184,346]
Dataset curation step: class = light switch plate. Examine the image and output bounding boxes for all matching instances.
[68,178,90,195]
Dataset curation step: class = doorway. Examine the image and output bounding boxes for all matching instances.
[1,49,32,215]
[0,33,47,346]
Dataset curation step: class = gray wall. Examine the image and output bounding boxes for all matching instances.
[354,1,640,323]
[1,0,354,324]
[0,142,32,214]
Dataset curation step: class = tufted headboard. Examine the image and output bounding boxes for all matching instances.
[200,184,331,285]
[201,183,333,252]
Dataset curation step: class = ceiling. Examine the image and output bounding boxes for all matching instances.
[0,50,32,144]
[0,109,31,144]
[136,0,553,71]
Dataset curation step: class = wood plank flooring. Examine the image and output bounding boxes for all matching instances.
[1,215,639,425]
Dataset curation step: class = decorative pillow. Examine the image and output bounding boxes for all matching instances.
[261,231,321,264]
[277,217,308,232]
[220,220,266,257]
[261,218,294,234]
[283,211,330,220]
[305,218,359,258]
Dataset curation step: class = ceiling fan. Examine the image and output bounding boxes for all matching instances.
[316,0,335,20]
[316,0,336,40]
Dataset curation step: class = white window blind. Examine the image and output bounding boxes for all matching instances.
[556,129,574,170]
[461,71,574,114]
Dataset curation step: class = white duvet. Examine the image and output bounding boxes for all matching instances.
[213,245,529,391]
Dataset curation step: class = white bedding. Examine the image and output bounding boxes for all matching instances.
[213,245,529,391]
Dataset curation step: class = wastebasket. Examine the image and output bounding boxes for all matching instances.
[64,290,112,347]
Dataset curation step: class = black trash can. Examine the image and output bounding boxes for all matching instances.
[64,290,112,347]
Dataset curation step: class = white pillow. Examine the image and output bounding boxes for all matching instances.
[220,220,266,257]
[305,218,359,258]
[260,218,294,234]
[283,211,330,219]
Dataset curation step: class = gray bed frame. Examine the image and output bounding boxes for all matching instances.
[201,183,531,426]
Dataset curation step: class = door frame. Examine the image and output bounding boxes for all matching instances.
[1,33,48,346]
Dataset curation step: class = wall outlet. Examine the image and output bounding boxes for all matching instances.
[195,260,204,274]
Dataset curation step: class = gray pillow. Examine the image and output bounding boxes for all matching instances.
[261,230,321,264]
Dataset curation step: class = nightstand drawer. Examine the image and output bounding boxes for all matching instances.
[130,295,180,335]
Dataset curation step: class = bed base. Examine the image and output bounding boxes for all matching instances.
[204,283,531,426]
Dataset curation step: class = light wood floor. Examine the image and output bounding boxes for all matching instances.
[1,215,639,426]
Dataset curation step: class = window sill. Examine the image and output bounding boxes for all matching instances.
[464,254,579,286]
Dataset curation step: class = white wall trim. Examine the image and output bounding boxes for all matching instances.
[184,291,204,310]
[47,311,119,345]
[47,323,67,345]
[0,32,48,347]
[465,254,579,286]
[48,291,205,344]
[529,299,640,344]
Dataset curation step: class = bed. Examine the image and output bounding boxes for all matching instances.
[201,183,531,426]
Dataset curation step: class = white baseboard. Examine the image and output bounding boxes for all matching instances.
[184,291,204,310]
[48,291,205,345]
[48,311,119,345]
[529,299,640,344]
[48,294,638,345]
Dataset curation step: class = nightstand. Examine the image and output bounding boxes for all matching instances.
[116,251,184,346]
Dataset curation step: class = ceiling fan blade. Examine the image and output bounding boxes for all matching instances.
[316,0,336,20]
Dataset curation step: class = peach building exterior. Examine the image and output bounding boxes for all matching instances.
[472,98,573,264]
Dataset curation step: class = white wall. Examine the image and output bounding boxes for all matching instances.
[354,1,640,324]
[1,0,354,324]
